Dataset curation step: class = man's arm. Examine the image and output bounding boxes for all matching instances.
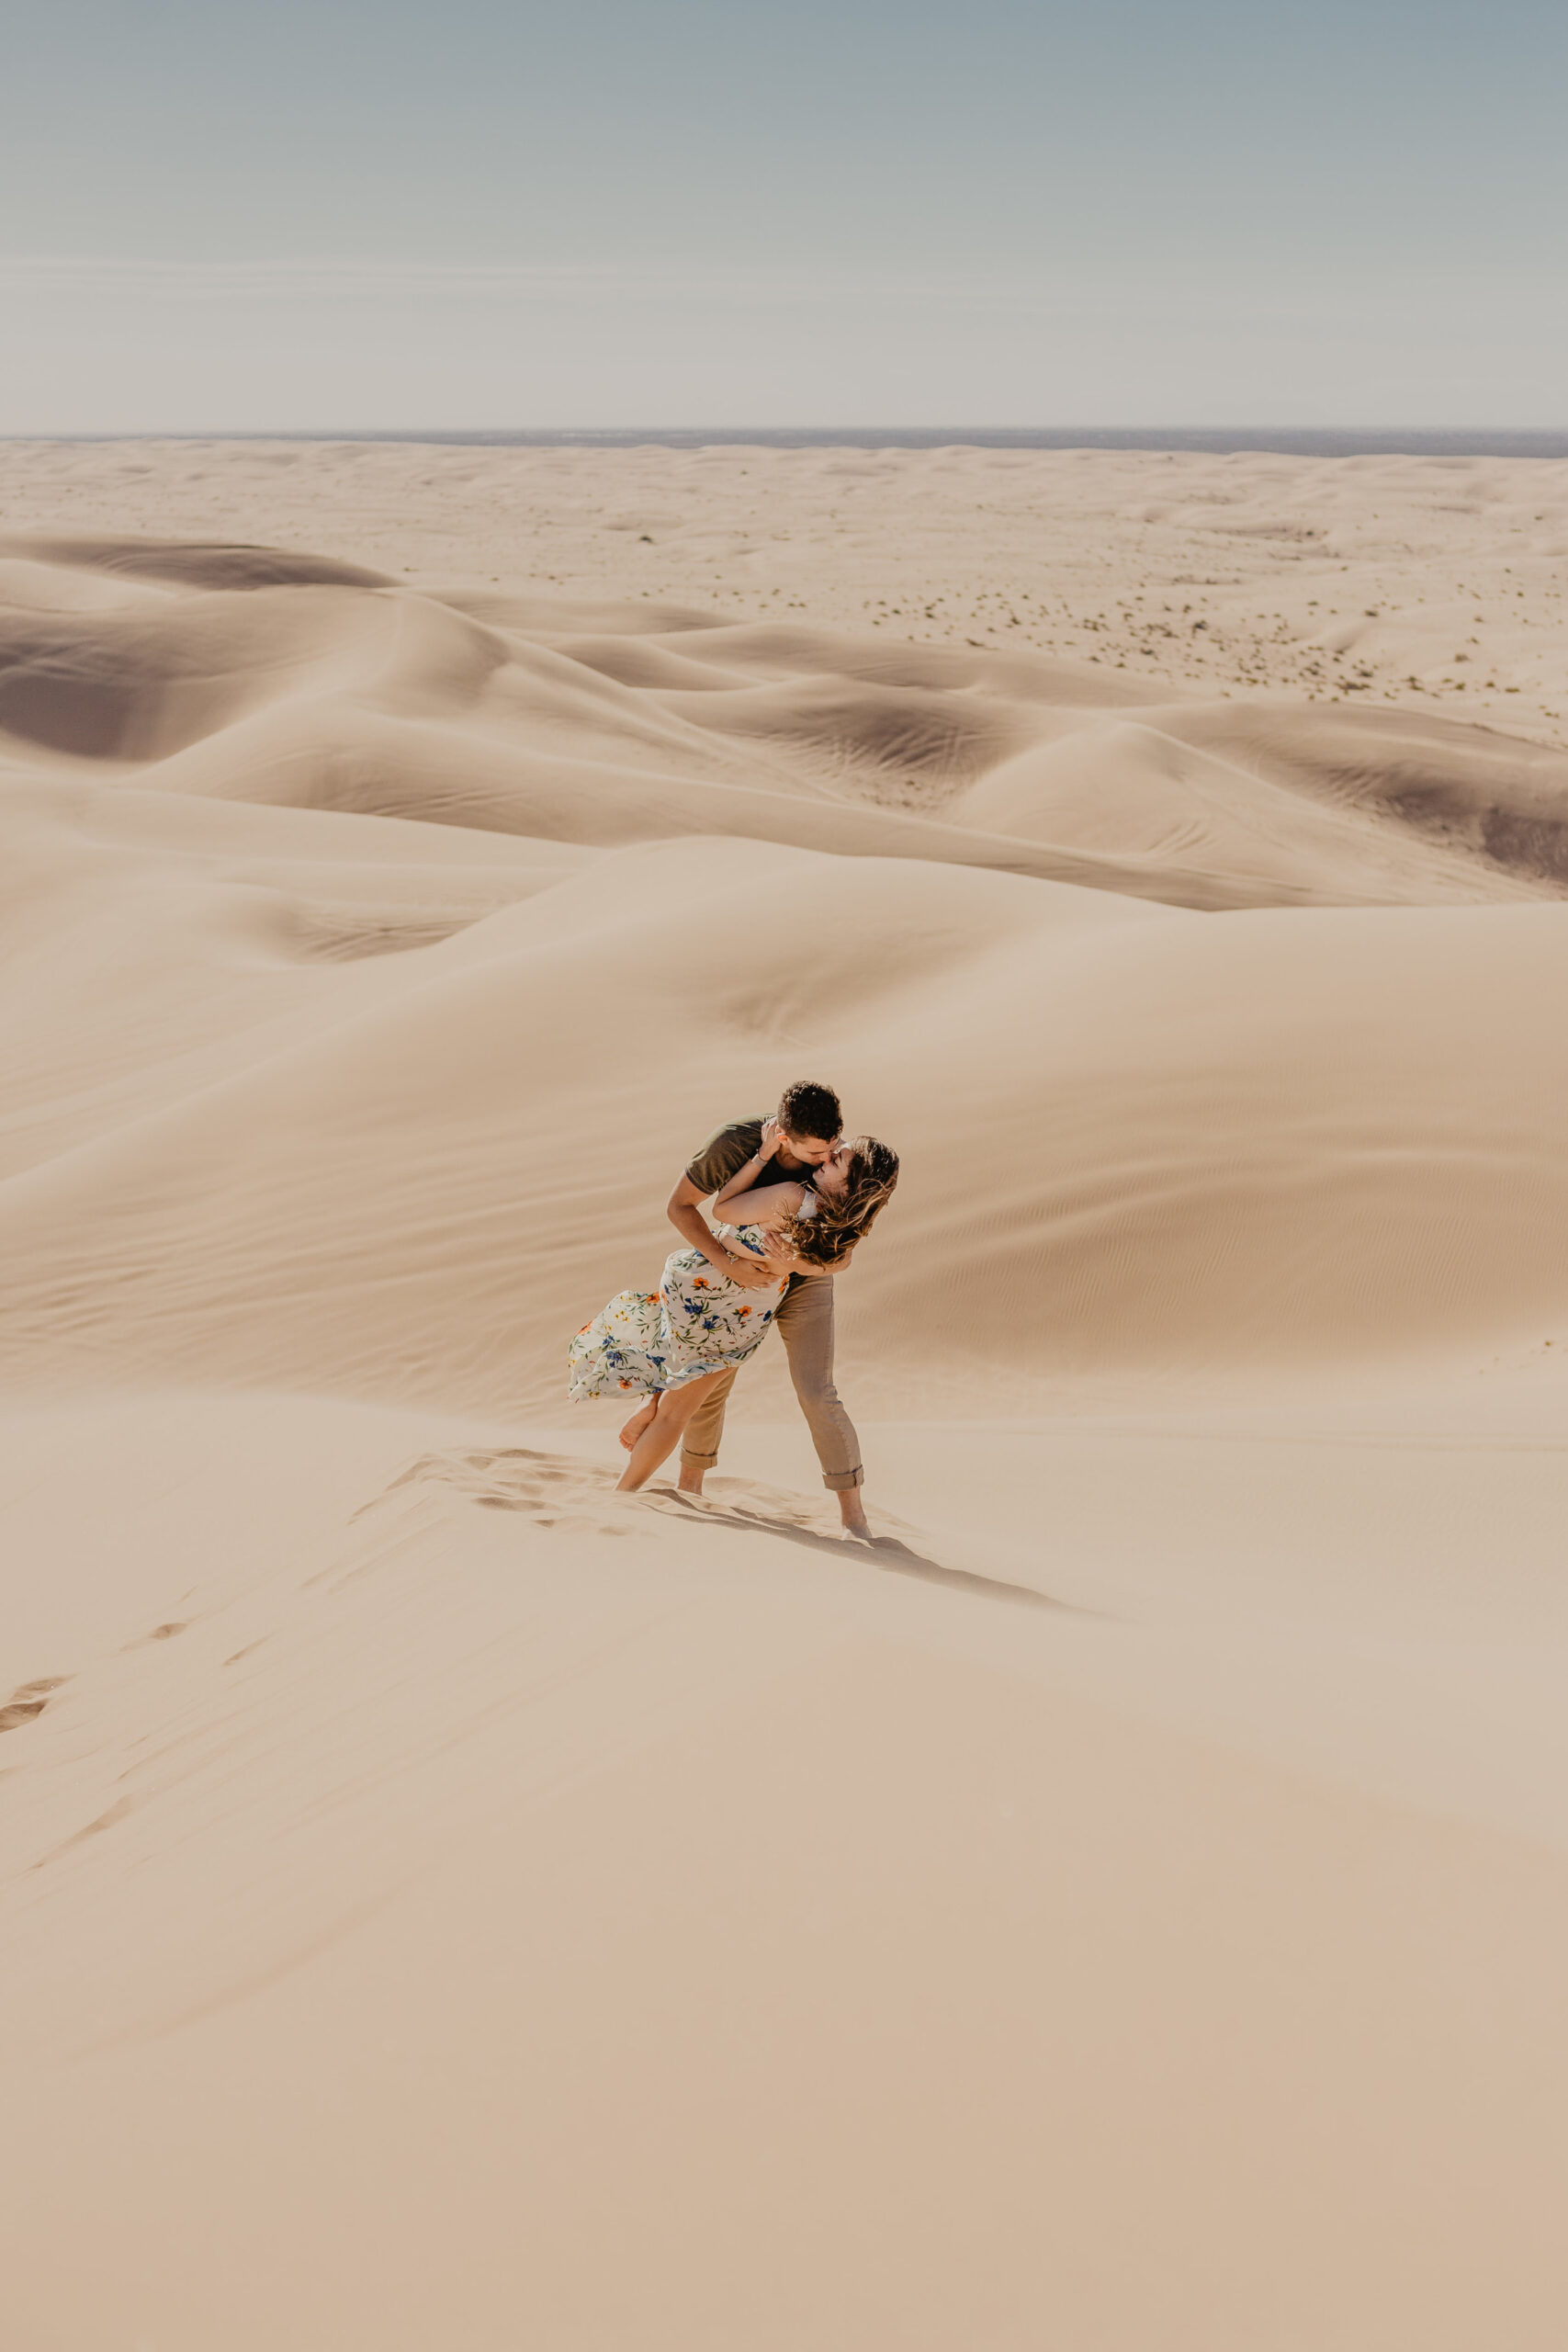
[666,1173,780,1289]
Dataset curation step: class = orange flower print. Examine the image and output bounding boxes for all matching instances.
[692,1276,708,1289]
[738,1306,751,1317]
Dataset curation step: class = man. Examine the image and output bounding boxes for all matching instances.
[659,1079,874,1541]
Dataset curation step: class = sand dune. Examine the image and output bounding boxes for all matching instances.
[2,829,1567,1411]
[6,531,1565,906]
[6,462,1568,2352]
[1155,696,1568,879]
[955,714,1560,900]
[5,439,1562,735]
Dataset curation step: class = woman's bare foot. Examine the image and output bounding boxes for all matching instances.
[618,1397,659,1452]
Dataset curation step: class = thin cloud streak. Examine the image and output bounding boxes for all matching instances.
[0,252,1542,328]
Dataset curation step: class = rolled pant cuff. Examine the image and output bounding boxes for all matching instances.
[823,1466,864,1492]
[681,1447,721,1468]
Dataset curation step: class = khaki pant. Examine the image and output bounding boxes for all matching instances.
[681,1273,863,1490]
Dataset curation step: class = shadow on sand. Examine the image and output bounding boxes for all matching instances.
[377,1445,1082,1614]
[638,1485,1076,1611]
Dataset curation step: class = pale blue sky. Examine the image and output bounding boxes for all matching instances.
[4,0,1563,429]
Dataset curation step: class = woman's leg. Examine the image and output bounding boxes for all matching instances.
[615,1373,726,1493]
[618,1396,659,1451]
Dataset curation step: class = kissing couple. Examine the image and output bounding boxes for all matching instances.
[569,1080,899,1540]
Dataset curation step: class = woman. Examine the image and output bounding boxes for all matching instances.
[570,1121,898,1495]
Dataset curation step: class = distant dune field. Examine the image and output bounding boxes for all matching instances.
[4,455,1568,2352]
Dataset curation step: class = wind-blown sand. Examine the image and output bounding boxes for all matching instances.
[4,446,1568,2351]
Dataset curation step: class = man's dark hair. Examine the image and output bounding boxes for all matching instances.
[777,1080,842,1142]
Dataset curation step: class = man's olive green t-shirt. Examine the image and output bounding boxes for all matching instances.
[687,1118,825,1196]
[685,1117,773,1198]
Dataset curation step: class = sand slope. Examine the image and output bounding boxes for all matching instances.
[5,470,1568,2351]
[8,1392,1568,2352]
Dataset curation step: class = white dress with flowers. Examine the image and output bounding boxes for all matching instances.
[568,1222,793,1402]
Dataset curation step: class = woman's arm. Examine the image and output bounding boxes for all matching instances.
[665,1174,778,1288]
[710,1119,802,1227]
[786,1243,852,1278]
[713,1177,808,1228]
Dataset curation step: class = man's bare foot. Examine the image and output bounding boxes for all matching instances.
[838,1496,874,1543]
[618,1398,658,1453]
[676,1463,706,1498]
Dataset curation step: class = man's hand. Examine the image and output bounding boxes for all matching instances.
[722,1249,781,1290]
[758,1116,785,1160]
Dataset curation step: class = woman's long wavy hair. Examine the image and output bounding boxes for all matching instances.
[781,1136,899,1271]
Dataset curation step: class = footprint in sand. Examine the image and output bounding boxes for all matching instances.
[118,1621,190,1652]
[372,1445,635,1536]
[0,1673,71,1734]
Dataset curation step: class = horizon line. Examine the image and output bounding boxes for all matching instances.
[7,424,1568,450]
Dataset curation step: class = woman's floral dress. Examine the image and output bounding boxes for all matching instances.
[568,1224,788,1402]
